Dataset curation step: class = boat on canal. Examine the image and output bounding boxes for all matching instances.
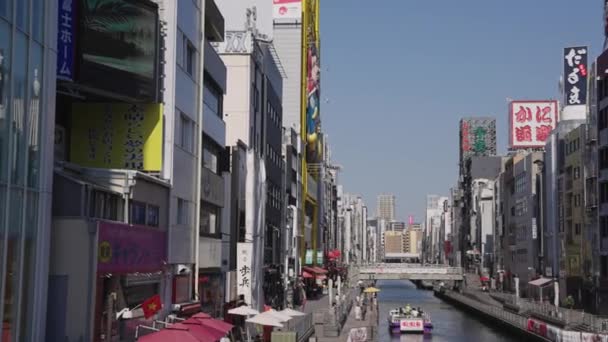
[387,306,433,334]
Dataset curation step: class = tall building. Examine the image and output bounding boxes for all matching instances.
[595,48,608,314]
[377,194,396,222]
[384,231,405,255]
[0,0,56,339]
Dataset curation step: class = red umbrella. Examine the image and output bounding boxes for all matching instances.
[188,317,234,335]
[138,325,204,342]
[171,323,219,342]
[182,319,226,340]
[191,312,212,319]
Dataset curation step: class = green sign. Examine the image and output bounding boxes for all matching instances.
[473,127,487,153]
[317,250,324,265]
[305,250,313,265]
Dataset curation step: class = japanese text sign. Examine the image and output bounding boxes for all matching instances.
[237,242,253,306]
[97,221,167,274]
[57,0,76,81]
[509,101,558,149]
[273,0,302,20]
[563,46,588,106]
[400,319,423,332]
[70,103,163,171]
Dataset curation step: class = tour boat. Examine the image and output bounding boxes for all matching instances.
[387,307,433,334]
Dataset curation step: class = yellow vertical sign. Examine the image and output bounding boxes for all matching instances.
[70,103,163,171]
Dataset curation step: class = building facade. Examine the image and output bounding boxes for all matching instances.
[377,194,396,222]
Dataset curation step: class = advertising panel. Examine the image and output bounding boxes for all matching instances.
[70,103,163,171]
[305,41,321,163]
[459,118,497,164]
[509,100,558,149]
[305,249,313,265]
[79,0,159,101]
[273,0,302,20]
[563,46,588,106]
[237,243,253,306]
[97,221,167,274]
[400,319,423,332]
[57,0,76,81]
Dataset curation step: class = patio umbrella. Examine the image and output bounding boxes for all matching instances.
[246,314,284,328]
[279,308,306,317]
[363,287,381,293]
[228,306,259,316]
[191,312,212,319]
[138,325,206,342]
[181,320,226,340]
[259,309,292,323]
[171,323,220,342]
[188,318,234,335]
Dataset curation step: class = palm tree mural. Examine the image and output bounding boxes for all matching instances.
[81,0,156,79]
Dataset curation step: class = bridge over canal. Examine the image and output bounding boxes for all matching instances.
[357,263,464,281]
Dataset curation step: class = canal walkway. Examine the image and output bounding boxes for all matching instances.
[299,287,378,341]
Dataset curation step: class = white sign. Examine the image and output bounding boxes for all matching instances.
[400,319,424,332]
[532,218,537,240]
[509,101,559,149]
[237,242,253,306]
[346,327,367,342]
[273,0,302,20]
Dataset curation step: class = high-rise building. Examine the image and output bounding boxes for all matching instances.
[377,194,396,222]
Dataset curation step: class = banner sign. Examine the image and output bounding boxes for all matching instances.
[97,221,167,274]
[273,0,302,20]
[509,100,558,149]
[237,243,253,306]
[400,319,423,332]
[563,46,588,106]
[71,103,163,171]
[57,0,76,81]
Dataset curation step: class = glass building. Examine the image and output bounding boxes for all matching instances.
[0,0,56,340]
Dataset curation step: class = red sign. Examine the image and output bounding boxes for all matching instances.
[461,121,470,152]
[509,101,558,149]
[527,318,548,337]
[400,319,423,331]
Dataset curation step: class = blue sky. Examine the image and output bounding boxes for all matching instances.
[320,0,604,221]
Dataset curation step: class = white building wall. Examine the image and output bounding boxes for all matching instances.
[222,54,252,147]
[273,24,301,131]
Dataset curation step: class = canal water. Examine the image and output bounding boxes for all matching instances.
[377,280,518,341]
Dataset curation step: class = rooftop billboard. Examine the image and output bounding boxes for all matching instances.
[509,100,558,149]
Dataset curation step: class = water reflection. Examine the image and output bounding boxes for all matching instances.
[377,280,518,342]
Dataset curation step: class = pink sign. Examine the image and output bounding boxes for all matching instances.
[509,100,559,149]
[400,319,423,332]
[97,221,167,274]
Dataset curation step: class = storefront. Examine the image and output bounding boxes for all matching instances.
[198,270,225,317]
[94,221,167,342]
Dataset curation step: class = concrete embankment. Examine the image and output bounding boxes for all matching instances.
[435,289,608,342]
[434,289,549,341]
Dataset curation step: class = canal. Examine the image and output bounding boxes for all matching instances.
[377,280,518,341]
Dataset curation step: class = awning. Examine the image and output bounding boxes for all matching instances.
[528,277,553,287]
[480,276,490,282]
[175,322,224,341]
[303,266,328,274]
[138,325,205,342]
[302,271,314,279]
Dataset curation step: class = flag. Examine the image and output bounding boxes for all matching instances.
[142,294,162,319]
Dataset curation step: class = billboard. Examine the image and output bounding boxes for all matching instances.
[237,242,253,306]
[79,0,159,101]
[70,103,163,171]
[97,221,167,274]
[273,0,302,20]
[563,46,588,106]
[459,118,497,165]
[57,0,77,81]
[509,100,558,149]
[303,0,321,164]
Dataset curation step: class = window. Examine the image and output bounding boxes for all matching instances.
[179,113,195,152]
[186,39,196,77]
[147,205,160,227]
[203,144,219,173]
[574,167,580,180]
[176,31,184,68]
[200,203,220,235]
[574,194,581,207]
[575,223,581,235]
[203,81,222,118]
[177,198,189,225]
[131,201,147,225]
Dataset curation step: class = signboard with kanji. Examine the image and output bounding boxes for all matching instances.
[563,46,588,106]
[509,100,559,149]
[400,319,424,332]
[237,242,253,306]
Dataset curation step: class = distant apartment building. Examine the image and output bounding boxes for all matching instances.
[404,226,423,256]
[384,231,405,255]
[391,221,406,232]
[377,194,396,222]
